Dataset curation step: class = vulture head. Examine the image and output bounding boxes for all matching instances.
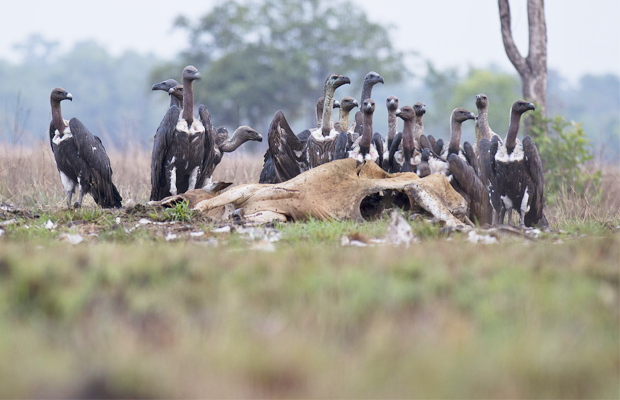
[395,105,415,122]
[152,79,179,92]
[182,65,202,82]
[168,85,184,102]
[364,71,385,86]
[50,87,72,103]
[340,96,359,113]
[475,94,489,111]
[386,95,399,112]
[324,73,351,90]
[362,98,375,115]
[413,102,426,117]
[232,126,262,143]
[451,108,476,123]
[512,99,536,114]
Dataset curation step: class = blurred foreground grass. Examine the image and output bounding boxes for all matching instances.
[0,229,617,398]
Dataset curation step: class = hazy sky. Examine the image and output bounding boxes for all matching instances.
[1,0,618,83]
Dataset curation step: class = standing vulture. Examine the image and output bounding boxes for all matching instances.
[347,99,383,165]
[150,65,207,201]
[48,87,122,208]
[490,100,544,227]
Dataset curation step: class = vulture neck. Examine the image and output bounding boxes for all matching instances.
[51,100,67,132]
[415,115,424,137]
[339,107,352,133]
[321,87,336,136]
[220,132,245,153]
[315,97,324,127]
[387,109,398,144]
[505,107,523,155]
[361,81,374,104]
[402,117,416,156]
[477,107,491,142]
[448,118,464,156]
[360,110,373,154]
[182,78,195,124]
[170,95,182,109]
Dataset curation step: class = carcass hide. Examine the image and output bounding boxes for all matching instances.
[157,159,470,227]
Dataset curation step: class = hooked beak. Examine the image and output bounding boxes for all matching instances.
[395,108,402,116]
[526,102,536,111]
[66,92,73,101]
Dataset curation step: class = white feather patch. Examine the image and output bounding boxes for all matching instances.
[521,186,530,214]
[188,167,199,190]
[52,127,73,145]
[170,167,177,195]
[495,139,524,163]
[59,171,76,193]
[176,118,205,135]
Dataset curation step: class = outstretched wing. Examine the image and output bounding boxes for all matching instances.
[69,117,122,207]
[196,104,218,188]
[150,105,180,201]
[265,110,307,183]
[522,135,546,227]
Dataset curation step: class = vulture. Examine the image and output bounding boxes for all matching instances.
[333,96,360,160]
[48,87,122,208]
[150,65,207,201]
[305,73,351,168]
[353,71,385,137]
[474,93,500,143]
[490,100,544,227]
[347,99,384,165]
[259,94,342,184]
[152,79,181,108]
[388,105,417,173]
[384,95,399,158]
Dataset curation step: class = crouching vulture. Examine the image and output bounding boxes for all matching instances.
[48,87,122,208]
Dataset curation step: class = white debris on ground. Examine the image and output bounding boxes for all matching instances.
[189,231,204,237]
[44,219,57,230]
[0,219,18,227]
[116,217,121,224]
[385,211,417,247]
[341,235,368,247]
[59,233,84,245]
[138,218,151,225]
[467,230,498,244]
[250,240,276,252]
[212,225,231,234]
[235,225,281,243]
[165,232,178,242]
[0,229,4,237]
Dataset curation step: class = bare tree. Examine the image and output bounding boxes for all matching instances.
[498,0,547,128]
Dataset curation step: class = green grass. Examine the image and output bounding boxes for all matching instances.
[0,208,618,398]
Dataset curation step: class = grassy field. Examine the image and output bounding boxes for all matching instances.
[0,144,619,398]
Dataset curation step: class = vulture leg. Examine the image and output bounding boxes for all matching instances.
[66,191,74,209]
[76,186,86,209]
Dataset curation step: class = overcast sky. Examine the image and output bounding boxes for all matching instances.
[1,0,618,83]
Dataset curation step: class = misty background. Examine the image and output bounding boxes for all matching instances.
[0,0,618,160]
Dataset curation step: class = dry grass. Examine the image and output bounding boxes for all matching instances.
[0,142,263,207]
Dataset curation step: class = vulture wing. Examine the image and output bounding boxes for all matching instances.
[150,105,180,201]
[69,117,122,208]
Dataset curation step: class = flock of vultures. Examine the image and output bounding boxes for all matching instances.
[48,66,546,228]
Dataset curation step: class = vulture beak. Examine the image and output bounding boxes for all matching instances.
[342,76,351,85]
[468,112,476,119]
[152,82,163,91]
[378,76,385,84]
[352,99,359,108]
[395,108,402,117]
[526,102,536,111]
[420,105,426,114]
[254,132,263,142]
[475,94,481,101]
[333,100,340,109]
[193,71,202,80]
[66,92,73,101]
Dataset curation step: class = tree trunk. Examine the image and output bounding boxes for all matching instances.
[498,0,547,136]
